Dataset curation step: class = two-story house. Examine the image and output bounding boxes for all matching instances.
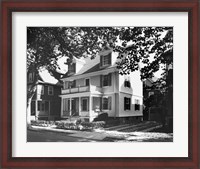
[60,48,143,122]
[27,70,62,121]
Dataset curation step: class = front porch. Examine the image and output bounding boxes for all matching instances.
[61,96,102,122]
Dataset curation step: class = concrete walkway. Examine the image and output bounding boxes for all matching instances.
[30,126,116,141]
[29,121,171,142]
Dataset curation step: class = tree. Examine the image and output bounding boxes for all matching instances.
[27,27,173,124]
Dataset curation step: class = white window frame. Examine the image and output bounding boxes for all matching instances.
[102,74,111,87]
[102,96,112,110]
[101,53,111,67]
[102,55,109,66]
[48,86,54,95]
[64,81,68,89]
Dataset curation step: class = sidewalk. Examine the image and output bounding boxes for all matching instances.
[30,126,125,141]
[29,125,173,142]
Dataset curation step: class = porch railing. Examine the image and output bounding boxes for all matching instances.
[61,85,102,94]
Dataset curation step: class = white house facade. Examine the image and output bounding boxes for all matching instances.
[60,48,143,122]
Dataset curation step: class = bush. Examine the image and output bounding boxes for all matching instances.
[81,121,105,129]
[31,120,55,127]
[94,113,108,121]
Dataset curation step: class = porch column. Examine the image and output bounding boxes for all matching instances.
[89,96,92,121]
[35,100,38,120]
[60,98,63,117]
[79,97,81,116]
[69,98,72,116]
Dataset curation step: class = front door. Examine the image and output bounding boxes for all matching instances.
[71,98,79,116]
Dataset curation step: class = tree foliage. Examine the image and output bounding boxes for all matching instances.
[27,27,173,80]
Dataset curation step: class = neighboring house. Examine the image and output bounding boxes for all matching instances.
[27,70,62,121]
[60,48,143,122]
[143,77,159,99]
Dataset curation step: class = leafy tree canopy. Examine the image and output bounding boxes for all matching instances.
[27,26,173,81]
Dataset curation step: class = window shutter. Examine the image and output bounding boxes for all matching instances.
[108,97,112,110]
[124,97,126,110]
[108,53,111,65]
[100,56,103,67]
[128,98,131,110]
[108,73,112,86]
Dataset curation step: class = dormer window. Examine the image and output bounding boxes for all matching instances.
[68,63,76,74]
[100,53,111,67]
[124,76,131,88]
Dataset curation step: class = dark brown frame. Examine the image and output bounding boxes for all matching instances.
[1,0,199,168]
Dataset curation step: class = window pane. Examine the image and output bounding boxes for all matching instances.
[103,74,111,86]
[103,98,108,110]
[82,98,88,111]
[48,86,53,95]
[85,79,90,86]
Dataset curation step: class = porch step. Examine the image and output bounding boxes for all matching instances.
[117,121,151,131]
[105,121,161,132]
[118,121,161,132]
[105,124,131,130]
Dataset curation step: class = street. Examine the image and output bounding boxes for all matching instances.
[27,129,97,142]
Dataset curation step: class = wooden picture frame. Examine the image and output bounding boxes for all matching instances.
[1,0,199,168]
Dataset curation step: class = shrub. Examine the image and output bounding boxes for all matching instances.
[31,120,55,127]
[93,113,108,121]
[81,121,105,129]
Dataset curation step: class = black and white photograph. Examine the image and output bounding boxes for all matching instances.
[27,26,173,142]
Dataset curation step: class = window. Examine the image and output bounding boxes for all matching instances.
[68,63,76,74]
[85,78,90,86]
[37,85,44,95]
[81,98,89,111]
[124,80,131,88]
[69,80,76,88]
[64,81,68,89]
[28,73,34,83]
[124,97,131,110]
[135,99,140,111]
[100,53,111,67]
[37,101,49,112]
[124,76,131,88]
[102,74,112,86]
[102,97,112,110]
[48,86,54,95]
